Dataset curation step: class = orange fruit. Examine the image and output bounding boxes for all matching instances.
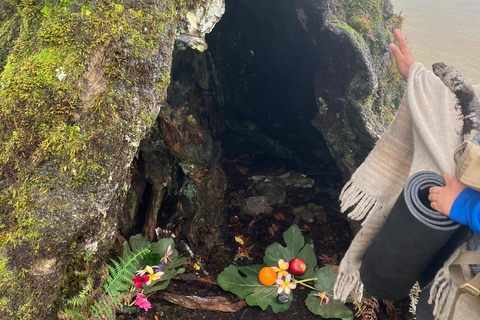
[258,267,277,286]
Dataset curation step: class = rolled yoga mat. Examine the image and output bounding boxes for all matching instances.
[360,171,462,301]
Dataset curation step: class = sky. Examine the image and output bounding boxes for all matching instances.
[391,0,480,83]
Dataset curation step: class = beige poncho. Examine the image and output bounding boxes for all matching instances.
[333,62,480,320]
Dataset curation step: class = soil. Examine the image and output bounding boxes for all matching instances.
[117,154,411,320]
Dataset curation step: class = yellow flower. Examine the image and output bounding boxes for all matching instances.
[136,265,154,276]
[314,292,329,305]
[276,274,296,295]
[137,265,164,285]
[272,259,289,279]
[146,270,164,285]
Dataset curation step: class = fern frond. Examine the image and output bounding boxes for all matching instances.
[59,246,151,320]
[104,247,150,295]
[90,295,116,320]
[58,277,94,320]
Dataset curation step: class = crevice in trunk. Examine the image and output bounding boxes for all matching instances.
[120,0,400,248]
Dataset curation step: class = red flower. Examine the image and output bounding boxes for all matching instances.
[131,274,150,288]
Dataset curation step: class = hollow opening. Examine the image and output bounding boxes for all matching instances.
[204,0,341,173]
[124,0,363,242]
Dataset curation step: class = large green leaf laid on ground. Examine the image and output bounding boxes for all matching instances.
[305,267,354,320]
[263,224,317,279]
[217,264,292,313]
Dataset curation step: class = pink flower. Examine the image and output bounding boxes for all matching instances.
[161,245,173,263]
[135,293,152,311]
[314,292,329,305]
[131,275,150,288]
[272,259,289,279]
[276,274,296,295]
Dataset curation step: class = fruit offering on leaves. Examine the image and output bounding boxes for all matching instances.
[258,266,277,286]
[288,258,306,276]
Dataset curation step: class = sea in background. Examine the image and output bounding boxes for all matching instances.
[391,0,480,83]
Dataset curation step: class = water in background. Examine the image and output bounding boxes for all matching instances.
[391,0,480,83]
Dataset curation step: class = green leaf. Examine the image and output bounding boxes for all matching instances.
[314,266,337,292]
[163,257,187,271]
[143,279,172,293]
[128,234,151,253]
[122,241,131,257]
[283,224,304,258]
[263,242,292,267]
[304,266,354,320]
[217,264,292,313]
[297,244,316,279]
[151,238,179,261]
[263,224,317,277]
[305,292,354,320]
[142,268,177,294]
[175,267,185,276]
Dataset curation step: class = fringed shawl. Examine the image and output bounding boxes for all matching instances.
[333,63,472,320]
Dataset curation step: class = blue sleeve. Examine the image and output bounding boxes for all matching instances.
[450,187,480,234]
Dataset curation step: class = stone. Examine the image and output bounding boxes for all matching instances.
[239,196,272,216]
[177,0,226,52]
[254,180,287,205]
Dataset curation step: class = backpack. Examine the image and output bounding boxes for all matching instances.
[447,251,480,320]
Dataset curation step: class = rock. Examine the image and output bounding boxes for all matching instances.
[277,171,315,188]
[177,0,226,52]
[254,180,287,205]
[276,293,290,304]
[315,211,328,224]
[239,196,272,216]
[294,202,324,223]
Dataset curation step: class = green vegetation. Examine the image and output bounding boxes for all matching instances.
[58,235,185,320]
[346,0,382,39]
[0,0,203,318]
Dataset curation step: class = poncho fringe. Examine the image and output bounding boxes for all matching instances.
[333,63,470,320]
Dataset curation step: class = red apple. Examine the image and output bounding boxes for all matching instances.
[288,258,306,276]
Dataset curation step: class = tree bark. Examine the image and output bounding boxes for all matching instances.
[0,0,219,318]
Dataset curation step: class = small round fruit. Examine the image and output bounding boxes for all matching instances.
[258,267,277,286]
[288,258,306,276]
[276,293,290,304]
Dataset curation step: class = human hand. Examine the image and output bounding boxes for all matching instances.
[389,29,415,81]
[428,173,467,216]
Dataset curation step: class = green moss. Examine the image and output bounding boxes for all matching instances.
[0,1,21,74]
[389,12,404,30]
[346,0,382,39]
[0,251,15,316]
[0,0,205,317]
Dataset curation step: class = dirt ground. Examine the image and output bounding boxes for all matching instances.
[117,155,412,320]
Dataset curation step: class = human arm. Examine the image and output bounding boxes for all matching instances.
[389,29,415,81]
[449,187,480,234]
[429,173,480,234]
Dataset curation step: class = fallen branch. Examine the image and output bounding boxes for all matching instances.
[155,292,246,312]
[432,62,480,140]
[172,274,219,286]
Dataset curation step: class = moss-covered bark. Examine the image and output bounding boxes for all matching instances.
[0,0,209,318]
[311,0,405,175]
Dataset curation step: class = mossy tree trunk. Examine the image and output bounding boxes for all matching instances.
[0,0,215,318]
[311,0,405,175]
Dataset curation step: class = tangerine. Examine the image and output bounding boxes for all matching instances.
[258,267,277,286]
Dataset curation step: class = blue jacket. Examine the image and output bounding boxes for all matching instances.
[450,187,480,234]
